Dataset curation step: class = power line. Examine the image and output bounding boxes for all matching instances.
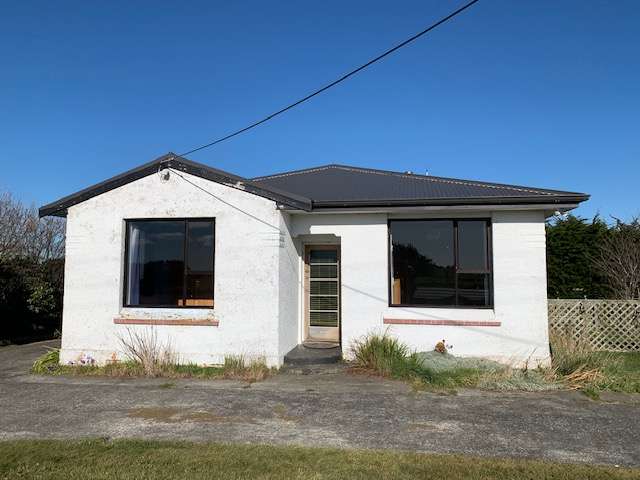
[179,0,481,156]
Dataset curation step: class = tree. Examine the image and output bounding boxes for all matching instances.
[593,217,640,300]
[0,191,65,260]
[0,190,65,343]
[546,215,610,299]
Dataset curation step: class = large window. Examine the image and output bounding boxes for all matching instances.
[389,219,492,307]
[124,219,215,308]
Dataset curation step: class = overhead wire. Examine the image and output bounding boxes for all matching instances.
[178,0,481,156]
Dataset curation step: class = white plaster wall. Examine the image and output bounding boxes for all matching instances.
[276,212,301,359]
[290,213,389,351]
[60,170,286,367]
[290,210,551,366]
[61,168,551,369]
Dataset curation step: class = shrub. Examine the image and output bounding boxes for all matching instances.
[0,257,64,344]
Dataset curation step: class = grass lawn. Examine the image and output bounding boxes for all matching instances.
[0,439,637,480]
[595,352,640,393]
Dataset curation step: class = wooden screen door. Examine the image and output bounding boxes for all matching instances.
[305,245,340,343]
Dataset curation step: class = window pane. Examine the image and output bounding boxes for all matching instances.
[458,221,488,272]
[310,264,338,278]
[126,221,185,306]
[310,296,338,310]
[310,281,338,295]
[390,220,455,306]
[185,221,214,306]
[310,249,337,263]
[457,273,491,306]
[310,311,338,327]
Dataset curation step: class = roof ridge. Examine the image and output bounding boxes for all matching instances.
[252,164,338,181]
[257,163,575,197]
[332,165,557,196]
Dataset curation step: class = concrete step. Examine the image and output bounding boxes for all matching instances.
[283,344,342,366]
[280,363,347,375]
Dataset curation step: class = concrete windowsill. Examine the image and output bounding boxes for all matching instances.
[383,318,501,327]
[113,318,219,327]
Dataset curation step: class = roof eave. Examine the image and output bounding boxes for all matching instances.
[308,194,590,209]
[39,154,313,217]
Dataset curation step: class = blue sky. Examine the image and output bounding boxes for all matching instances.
[1,1,638,220]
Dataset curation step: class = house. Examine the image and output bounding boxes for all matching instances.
[40,153,588,367]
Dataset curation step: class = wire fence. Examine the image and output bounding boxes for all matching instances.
[548,299,640,351]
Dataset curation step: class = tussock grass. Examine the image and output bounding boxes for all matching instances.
[549,332,640,394]
[351,332,423,378]
[549,332,616,378]
[350,333,503,391]
[31,349,272,382]
[0,439,637,480]
[351,332,640,395]
[222,355,271,382]
[118,328,178,377]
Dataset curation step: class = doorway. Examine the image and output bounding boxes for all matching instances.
[304,245,340,344]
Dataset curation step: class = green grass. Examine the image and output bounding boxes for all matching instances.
[31,349,272,382]
[350,333,558,392]
[0,439,636,480]
[351,333,640,395]
[550,333,640,395]
[593,352,640,394]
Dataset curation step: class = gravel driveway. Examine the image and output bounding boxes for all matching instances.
[1,340,638,467]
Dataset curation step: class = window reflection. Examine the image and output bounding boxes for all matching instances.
[390,220,491,307]
[125,219,214,307]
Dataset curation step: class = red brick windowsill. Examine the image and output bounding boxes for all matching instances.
[383,318,501,327]
[114,318,219,327]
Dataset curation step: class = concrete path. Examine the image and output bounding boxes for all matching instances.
[0,340,638,467]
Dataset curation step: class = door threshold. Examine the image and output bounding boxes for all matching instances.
[303,340,340,350]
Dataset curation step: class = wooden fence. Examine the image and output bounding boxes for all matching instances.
[548,299,640,351]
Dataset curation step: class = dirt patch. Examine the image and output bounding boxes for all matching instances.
[128,407,256,424]
[272,403,300,423]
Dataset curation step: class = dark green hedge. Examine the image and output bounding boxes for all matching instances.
[0,257,63,344]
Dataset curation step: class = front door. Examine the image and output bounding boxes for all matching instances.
[305,245,340,343]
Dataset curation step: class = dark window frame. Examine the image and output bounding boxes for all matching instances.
[387,218,493,309]
[122,217,216,309]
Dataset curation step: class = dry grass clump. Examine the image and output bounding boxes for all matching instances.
[118,328,178,377]
[31,329,273,383]
[222,355,271,382]
[549,332,617,391]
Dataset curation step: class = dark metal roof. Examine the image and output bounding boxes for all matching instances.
[39,153,312,217]
[40,155,589,217]
[252,164,589,208]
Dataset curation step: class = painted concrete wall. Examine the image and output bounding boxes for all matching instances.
[60,169,288,367]
[276,212,301,360]
[61,167,551,368]
[290,210,551,366]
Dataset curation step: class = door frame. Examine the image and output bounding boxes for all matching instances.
[303,244,341,344]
